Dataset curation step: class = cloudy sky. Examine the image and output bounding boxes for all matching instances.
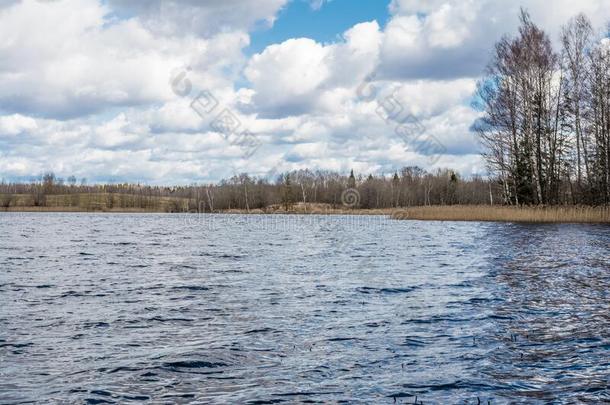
[1,0,609,184]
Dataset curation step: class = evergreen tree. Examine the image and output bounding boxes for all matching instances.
[348,170,356,189]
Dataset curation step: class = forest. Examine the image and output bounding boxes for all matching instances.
[0,168,494,212]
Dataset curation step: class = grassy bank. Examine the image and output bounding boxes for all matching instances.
[392,205,610,223]
[2,193,609,223]
[0,194,395,215]
[0,200,395,215]
[0,193,189,213]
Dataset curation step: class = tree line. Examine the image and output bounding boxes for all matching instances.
[476,10,610,205]
[0,168,497,211]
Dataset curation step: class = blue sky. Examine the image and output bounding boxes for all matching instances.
[247,0,391,55]
[1,0,609,184]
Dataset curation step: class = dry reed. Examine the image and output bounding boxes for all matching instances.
[392,205,610,223]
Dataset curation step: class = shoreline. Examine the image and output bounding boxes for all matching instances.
[0,207,395,215]
[2,205,609,223]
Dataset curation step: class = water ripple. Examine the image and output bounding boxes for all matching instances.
[0,213,608,404]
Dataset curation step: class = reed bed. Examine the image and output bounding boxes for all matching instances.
[392,205,610,223]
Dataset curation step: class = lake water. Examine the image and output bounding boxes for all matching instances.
[1,213,609,404]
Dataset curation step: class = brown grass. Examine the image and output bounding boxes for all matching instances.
[3,194,609,223]
[0,197,395,215]
[0,193,189,213]
[392,205,610,223]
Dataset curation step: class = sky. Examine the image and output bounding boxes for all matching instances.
[1,0,610,184]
